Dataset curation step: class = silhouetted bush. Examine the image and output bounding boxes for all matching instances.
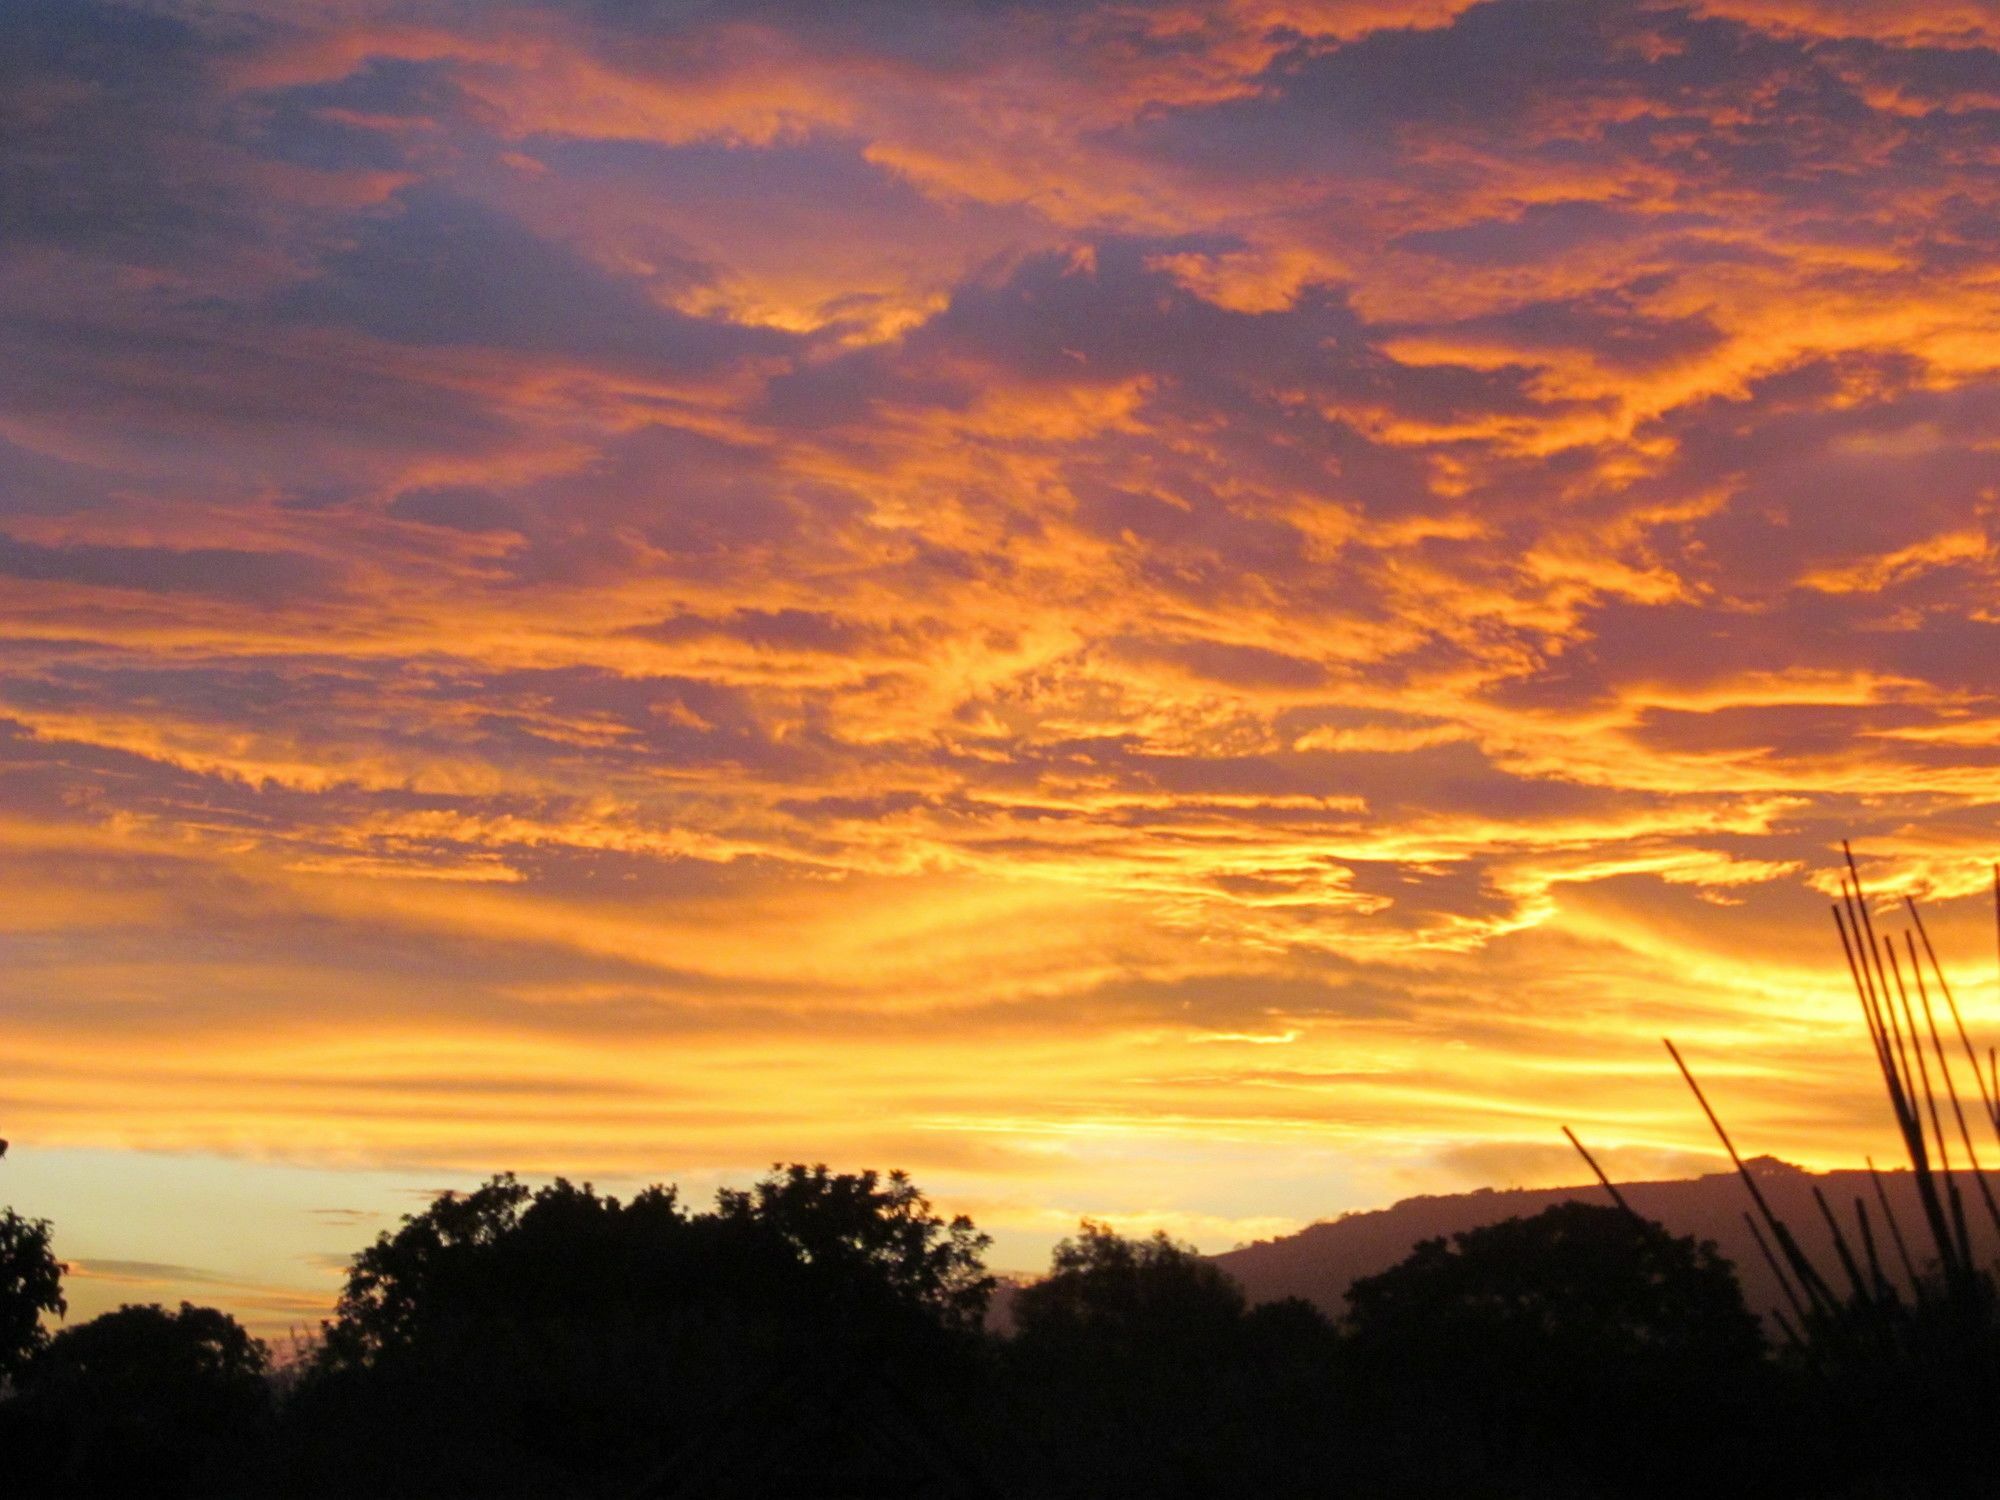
[1003,1221,1343,1499]
[5,1301,269,1499]
[285,1165,995,1497]
[4,1162,1982,1498]
[1342,1201,1794,1497]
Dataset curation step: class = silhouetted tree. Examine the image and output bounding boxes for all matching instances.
[715,1164,994,1335]
[1005,1222,1341,1499]
[319,1174,689,1367]
[6,1301,270,1497]
[290,1165,995,1498]
[1346,1200,1762,1361]
[0,1208,64,1383]
[1343,1202,1775,1497]
[1016,1220,1247,1345]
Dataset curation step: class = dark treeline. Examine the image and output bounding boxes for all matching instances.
[3,1154,1997,1499]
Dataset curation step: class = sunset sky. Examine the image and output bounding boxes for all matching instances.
[7,0,2000,1337]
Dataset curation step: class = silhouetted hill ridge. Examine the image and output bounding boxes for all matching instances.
[1211,1159,1994,1325]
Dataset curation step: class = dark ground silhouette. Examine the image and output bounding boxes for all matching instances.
[3,1155,1994,1499]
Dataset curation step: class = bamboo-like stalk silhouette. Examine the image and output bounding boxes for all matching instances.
[1564,844,2000,1366]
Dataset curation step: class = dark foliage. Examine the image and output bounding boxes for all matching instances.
[1345,1200,1763,1366]
[1003,1221,1342,1499]
[715,1163,994,1334]
[286,1164,995,1497]
[1342,1201,1791,1496]
[0,1209,65,1383]
[4,1301,269,1498]
[2,1157,1990,1498]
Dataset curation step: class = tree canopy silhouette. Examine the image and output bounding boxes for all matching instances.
[1344,1201,1773,1496]
[10,1302,269,1498]
[716,1163,992,1334]
[1014,1219,1249,1349]
[0,1161,1927,1500]
[31,1300,267,1392]
[321,1165,990,1367]
[1345,1199,1762,1362]
[294,1164,994,1498]
[0,1208,64,1383]
[1005,1221,1341,1499]
[319,1173,688,1366]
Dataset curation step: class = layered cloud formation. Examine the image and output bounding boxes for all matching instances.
[6,0,2000,1308]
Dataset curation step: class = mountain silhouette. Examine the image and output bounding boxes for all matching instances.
[1211,1160,2000,1325]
